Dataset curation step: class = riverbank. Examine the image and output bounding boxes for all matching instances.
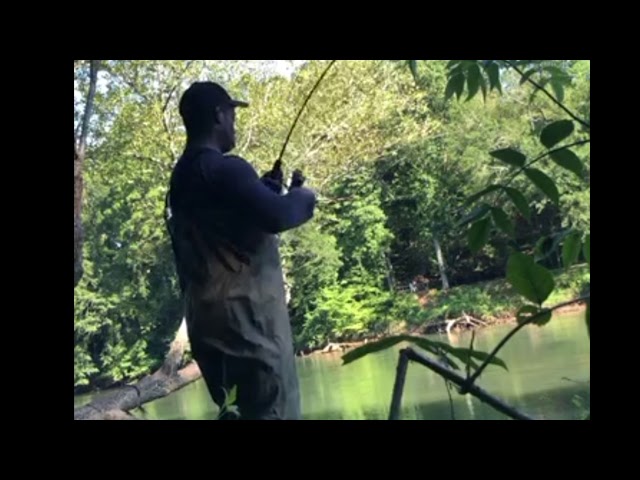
[298,304,587,357]
[298,265,589,357]
[75,265,589,394]
[85,315,589,420]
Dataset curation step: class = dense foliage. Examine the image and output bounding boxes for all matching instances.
[74,60,590,391]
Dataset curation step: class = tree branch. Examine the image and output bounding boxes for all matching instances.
[388,349,410,420]
[162,61,194,116]
[465,330,476,379]
[504,61,590,130]
[445,380,456,420]
[504,139,591,187]
[161,61,198,163]
[401,347,534,420]
[460,295,590,393]
[74,362,201,420]
[132,154,173,172]
[75,318,198,420]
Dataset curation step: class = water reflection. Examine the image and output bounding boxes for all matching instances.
[77,314,590,420]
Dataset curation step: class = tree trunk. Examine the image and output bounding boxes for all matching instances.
[74,137,83,286]
[384,254,396,291]
[433,237,450,291]
[74,317,202,420]
[74,60,99,288]
[161,316,189,375]
[282,266,292,306]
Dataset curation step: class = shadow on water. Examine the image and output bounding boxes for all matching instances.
[303,383,590,420]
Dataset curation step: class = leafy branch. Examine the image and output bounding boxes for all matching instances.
[459,294,589,393]
[503,139,591,187]
[502,60,590,130]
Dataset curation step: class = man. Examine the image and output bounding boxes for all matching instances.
[167,81,316,419]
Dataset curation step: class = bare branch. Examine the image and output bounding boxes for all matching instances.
[388,350,410,420]
[465,330,476,379]
[445,380,456,420]
[162,61,195,115]
[161,61,197,162]
[402,348,534,420]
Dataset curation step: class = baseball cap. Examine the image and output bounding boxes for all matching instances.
[179,81,249,121]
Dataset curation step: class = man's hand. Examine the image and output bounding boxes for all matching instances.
[289,169,305,189]
[261,160,307,194]
[261,159,284,194]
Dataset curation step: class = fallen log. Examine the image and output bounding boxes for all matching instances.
[74,318,202,420]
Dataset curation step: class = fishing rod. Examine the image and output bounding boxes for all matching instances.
[166,60,339,282]
[266,60,337,188]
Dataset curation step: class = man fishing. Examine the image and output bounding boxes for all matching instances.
[167,81,316,419]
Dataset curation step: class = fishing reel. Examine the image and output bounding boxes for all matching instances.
[262,159,305,193]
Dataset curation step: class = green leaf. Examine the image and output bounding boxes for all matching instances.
[503,187,531,220]
[447,60,462,69]
[525,168,560,204]
[507,252,556,305]
[510,60,535,68]
[532,309,552,326]
[562,232,582,268]
[549,148,584,178]
[486,63,501,92]
[465,185,502,205]
[479,74,487,102]
[585,298,590,338]
[450,346,509,372]
[551,81,565,103]
[517,305,552,326]
[341,336,408,365]
[457,203,491,228]
[408,338,460,370]
[490,148,526,167]
[491,207,515,236]
[543,65,567,77]
[415,340,508,371]
[228,385,237,405]
[534,236,549,262]
[445,73,465,101]
[540,120,574,148]
[535,233,563,262]
[468,217,491,252]
[226,405,240,416]
[449,63,464,77]
[466,64,481,100]
[519,68,537,85]
[409,60,418,81]
[342,335,508,371]
[543,66,572,86]
[517,305,539,325]
[223,385,237,407]
[584,234,590,267]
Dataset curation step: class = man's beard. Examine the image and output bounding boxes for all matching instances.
[221,135,235,154]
